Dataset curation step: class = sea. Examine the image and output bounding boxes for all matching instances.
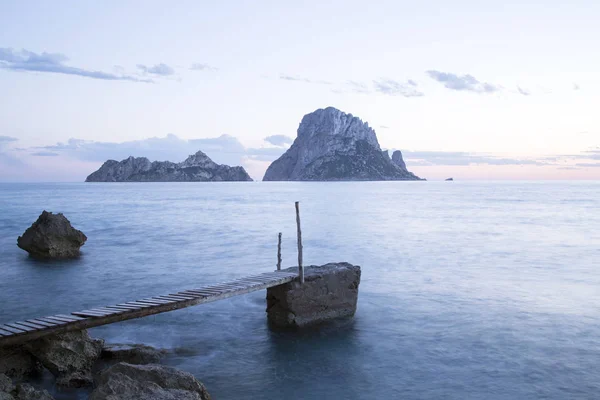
[0,181,599,399]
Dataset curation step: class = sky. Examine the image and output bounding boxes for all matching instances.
[0,0,599,181]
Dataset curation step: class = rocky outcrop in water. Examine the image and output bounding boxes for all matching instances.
[0,375,54,400]
[24,331,103,388]
[266,262,361,328]
[17,212,87,259]
[86,150,252,182]
[263,107,422,181]
[101,344,166,365]
[1,334,209,399]
[391,150,407,170]
[0,347,41,382]
[90,363,211,400]
[11,384,54,400]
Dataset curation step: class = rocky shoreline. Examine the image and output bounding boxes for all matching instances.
[0,331,211,399]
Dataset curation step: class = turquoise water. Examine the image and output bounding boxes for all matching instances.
[1,182,599,399]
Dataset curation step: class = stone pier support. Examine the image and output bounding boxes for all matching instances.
[266,263,361,328]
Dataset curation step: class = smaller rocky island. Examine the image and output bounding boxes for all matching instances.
[86,150,252,182]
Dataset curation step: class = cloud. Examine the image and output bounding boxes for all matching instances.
[264,135,293,147]
[137,63,175,76]
[0,48,151,82]
[0,136,18,148]
[581,149,600,160]
[38,134,246,164]
[347,80,371,94]
[28,134,288,180]
[517,86,530,96]
[403,150,548,166]
[373,79,424,97]
[426,70,500,93]
[575,163,600,167]
[573,83,580,91]
[279,75,332,85]
[553,148,600,161]
[190,63,218,71]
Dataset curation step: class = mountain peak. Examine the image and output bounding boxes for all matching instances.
[179,150,217,169]
[263,107,421,181]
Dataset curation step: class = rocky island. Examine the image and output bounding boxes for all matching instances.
[263,107,422,181]
[86,150,252,182]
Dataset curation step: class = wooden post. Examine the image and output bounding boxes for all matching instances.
[295,201,304,284]
[277,232,282,271]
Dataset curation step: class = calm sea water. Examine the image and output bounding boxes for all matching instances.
[1,181,599,399]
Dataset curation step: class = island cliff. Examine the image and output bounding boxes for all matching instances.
[263,107,422,181]
[86,150,252,182]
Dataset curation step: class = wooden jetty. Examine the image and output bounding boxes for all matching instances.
[0,270,297,347]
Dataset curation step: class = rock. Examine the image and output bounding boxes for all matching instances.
[0,346,42,381]
[86,149,252,182]
[391,150,407,170]
[101,344,166,365]
[90,363,211,400]
[12,384,54,400]
[24,331,103,388]
[17,211,87,259]
[1,377,54,400]
[0,392,13,400]
[266,262,361,328]
[263,107,422,181]
[445,177,454,181]
[0,374,14,393]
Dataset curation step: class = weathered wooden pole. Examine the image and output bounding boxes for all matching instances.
[295,201,304,284]
[277,232,282,271]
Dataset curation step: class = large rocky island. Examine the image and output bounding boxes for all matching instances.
[263,107,422,181]
[86,150,252,182]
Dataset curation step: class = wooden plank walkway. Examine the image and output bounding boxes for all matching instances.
[0,270,297,347]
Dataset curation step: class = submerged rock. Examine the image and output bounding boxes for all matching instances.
[101,344,166,365]
[0,376,54,400]
[90,363,211,400]
[266,262,361,328]
[0,374,14,394]
[12,384,54,400]
[25,331,103,388]
[263,107,422,181]
[17,211,87,259]
[86,149,252,182]
[0,347,42,381]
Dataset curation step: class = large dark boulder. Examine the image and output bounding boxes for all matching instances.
[17,211,87,259]
[90,363,211,400]
[0,347,42,381]
[24,331,103,388]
